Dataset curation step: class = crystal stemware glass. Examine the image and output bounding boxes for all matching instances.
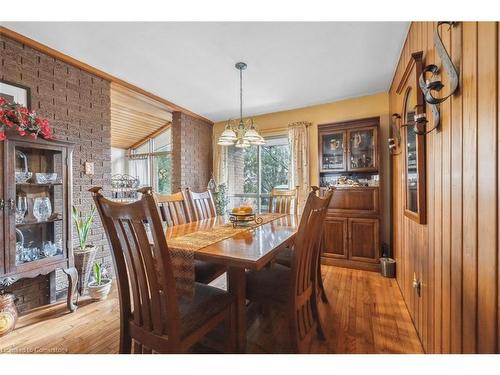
[33,197,52,222]
[15,196,28,224]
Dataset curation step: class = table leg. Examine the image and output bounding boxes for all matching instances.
[62,267,78,312]
[227,267,246,353]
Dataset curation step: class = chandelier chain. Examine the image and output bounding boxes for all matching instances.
[240,66,243,121]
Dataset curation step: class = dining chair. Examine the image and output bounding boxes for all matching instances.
[156,190,226,285]
[156,191,193,226]
[275,185,330,304]
[245,190,333,353]
[185,188,217,221]
[90,186,236,354]
[268,186,299,215]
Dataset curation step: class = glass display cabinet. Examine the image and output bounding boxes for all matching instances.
[320,130,346,171]
[318,117,381,271]
[319,127,378,173]
[0,132,77,312]
[347,127,377,172]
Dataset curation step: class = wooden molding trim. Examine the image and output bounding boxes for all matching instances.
[0,26,213,125]
[396,51,423,94]
[317,115,380,130]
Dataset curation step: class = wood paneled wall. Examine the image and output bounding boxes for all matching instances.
[389,22,499,353]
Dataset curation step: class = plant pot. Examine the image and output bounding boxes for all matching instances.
[88,279,112,301]
[74,245,97,296]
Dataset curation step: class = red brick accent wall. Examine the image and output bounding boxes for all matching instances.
[1,36,112,312]
[171,111,213,192]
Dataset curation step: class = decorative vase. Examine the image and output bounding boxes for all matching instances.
[88,279,112,301]
[0,291,18,338]
[74,245,97,296]
[33,197,52,222]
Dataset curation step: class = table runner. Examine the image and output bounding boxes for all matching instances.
[168,213,285,297]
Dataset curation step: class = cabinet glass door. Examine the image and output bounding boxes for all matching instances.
[9,142,66,271]
[320,131,346,171]
[347,127,377,171]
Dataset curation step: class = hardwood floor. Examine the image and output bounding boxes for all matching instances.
[0,266,423,354]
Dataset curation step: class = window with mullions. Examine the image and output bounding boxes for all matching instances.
[229,136,290,212]
[129,128,172,194]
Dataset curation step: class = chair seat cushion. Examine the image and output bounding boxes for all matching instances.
[179,282,233,339]
[194,260,226,284]
[245,264,291,305]
[275,246,293,268]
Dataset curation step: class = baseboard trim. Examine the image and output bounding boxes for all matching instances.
[321,257,381,272]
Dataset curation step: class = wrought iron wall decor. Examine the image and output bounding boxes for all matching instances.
[389,110,426,155]
[389,23,460,155]
[417,21,459,135]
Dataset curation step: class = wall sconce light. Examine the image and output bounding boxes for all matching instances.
[389,109,428,156]
[388,113,402,155]
[417,21,459,135]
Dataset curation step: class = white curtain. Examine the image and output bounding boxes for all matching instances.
[288,121,310,213]
[214,145,229,188]
[128,156,149,187]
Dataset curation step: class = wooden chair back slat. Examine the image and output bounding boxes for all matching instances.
[156,191,192,226]
[269,186,299,215]
[130,218,163,333]
[288,190,332,352]
[116,219,150,329]
[186,188,217,221]
[90,187,181,353]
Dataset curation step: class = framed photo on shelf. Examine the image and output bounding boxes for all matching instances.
[0,79,31,108]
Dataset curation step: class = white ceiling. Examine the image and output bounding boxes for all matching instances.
[2,22,409,122]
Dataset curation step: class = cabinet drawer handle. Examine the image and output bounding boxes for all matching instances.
[0,199,4,210]
[7,198,15,211]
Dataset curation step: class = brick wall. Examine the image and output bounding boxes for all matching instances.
[1,36,112,312]
[171,111,213,192]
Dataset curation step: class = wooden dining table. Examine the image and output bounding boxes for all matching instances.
[164,214,298,352]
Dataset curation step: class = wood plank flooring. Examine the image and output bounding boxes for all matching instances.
[0,266,423,354]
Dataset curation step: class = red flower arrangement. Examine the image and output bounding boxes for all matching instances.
[0,96,52,141]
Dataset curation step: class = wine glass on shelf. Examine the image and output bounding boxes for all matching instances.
[15,196,28,224]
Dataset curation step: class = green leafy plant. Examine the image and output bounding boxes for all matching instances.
[72,205,96,251]
[213,183,229,215]
[92,262,104,286]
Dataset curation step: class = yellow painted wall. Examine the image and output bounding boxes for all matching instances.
[213,92,391,244]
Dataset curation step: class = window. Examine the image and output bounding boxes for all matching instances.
[228,136,290,212]
[129,128,172,194]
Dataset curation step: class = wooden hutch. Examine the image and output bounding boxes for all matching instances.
[318,117,381,271]
[0,131,78,311]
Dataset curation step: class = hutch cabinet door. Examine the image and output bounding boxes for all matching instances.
[348,218,380,263]
[321,217,348,259]
[319,130,346,171]
[5,139,68,275]
[347,127,378,172]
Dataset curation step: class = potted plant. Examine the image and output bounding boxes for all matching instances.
[88,262,112,301]
[213,183,229,216]
[72,205,97,295]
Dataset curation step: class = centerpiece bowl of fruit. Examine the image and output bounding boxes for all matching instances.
[228,205,263,228]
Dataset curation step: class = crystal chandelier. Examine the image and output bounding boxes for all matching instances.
[217,62,265,148]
